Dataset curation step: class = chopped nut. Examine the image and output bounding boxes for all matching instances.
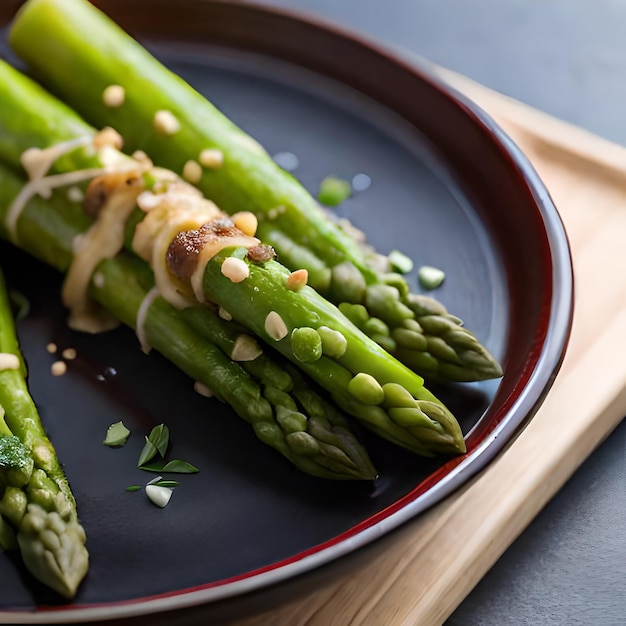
[67,186,84,203]
[153,110,181,135]
[50,361,67,377]
[267,207,280,220]
[232,211,258,237]
[72,234,84,253]
[182,160,203,184]
[46,343,58,354]
[93,126,124,151]
[92,272,105,288]
[131,150,151,164]
[286,269,308,291]
[102,84,125,108]
[194,381,214,397]
[230,335,262,361]
[221,257,249,283]
[265,311,288,341]
[218,307,232,321]
[198,148,224,168]
[61,348,77,361]
[0,353,20,371]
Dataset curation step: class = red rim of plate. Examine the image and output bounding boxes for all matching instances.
[0,1,573,621]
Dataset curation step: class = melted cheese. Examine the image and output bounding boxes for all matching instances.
[5,168,106,243]
[62,179,143,332]
[20,135,94,181]
[132,189,222,309]
[136,286,160,354]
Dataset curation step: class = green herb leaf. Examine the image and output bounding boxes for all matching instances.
[388,250,414,275]
[418,265,446,290]
[137,423,169,466]
[125,485,141,492]
[150,424,170,457]
[137,436,158,467]
[317,176,351,207]
[154,480,178,488]
[161,460,199,474]
[8,289,30,321]
[103,421,131,447]
[138,459,199,474]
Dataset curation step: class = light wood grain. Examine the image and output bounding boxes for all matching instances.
[232,76,626,626]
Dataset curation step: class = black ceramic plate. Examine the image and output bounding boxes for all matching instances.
[0,0,573,621]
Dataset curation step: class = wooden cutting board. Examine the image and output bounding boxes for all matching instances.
[231,72,626,626]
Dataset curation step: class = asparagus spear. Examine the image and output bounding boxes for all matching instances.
[0,162,377,481]
[7,0,503,383]
[0,63,464,457]
[0,267,88,597]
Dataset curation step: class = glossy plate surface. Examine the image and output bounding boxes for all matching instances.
[0,0,572,621]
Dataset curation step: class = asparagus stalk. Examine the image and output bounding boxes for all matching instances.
[0,166,377,481]
[0,266,88,597]
[0,62,464,457]
[7,0,503,383]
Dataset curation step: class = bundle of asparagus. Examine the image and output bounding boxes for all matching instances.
[0,0,504,600]
[0,267,88,597]
[8,0,503,384]
[0,66,378,485]
[0,60,464,458]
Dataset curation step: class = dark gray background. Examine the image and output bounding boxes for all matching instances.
[248,1,626,624]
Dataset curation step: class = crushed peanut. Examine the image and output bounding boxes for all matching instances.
[265,311,288,341]
[93,126,124,150]
[230,335,262,361]
[67,186,85,203]
[198,148,224,169]
[0,353,20,371]
[194,381,214,397]
[102,84,126,108]
[62,348,77,361]
[92,272,105,288]
[221,257,249,283]
[232,211,258,237]
[46,342,58,354]
[218,307,232,321]
[286,269,308,291]
[131,150,151,163]
[51,361,67,377]
[182,159,203,184]
[153,110,181,135]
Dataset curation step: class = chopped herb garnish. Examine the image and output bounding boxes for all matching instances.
[418,265,446,290]
[154,480,178,488]
[145,484,173,508]
[138,459,199,474]
[144,475,177,488]
[137,423,169,466]
[388,250,414,275]
[317,176,351,207]
[161,460,198,474]
[8,289,30,321]
[127,424,198,501]
[103,421,131,447]
[137,437,158,466]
